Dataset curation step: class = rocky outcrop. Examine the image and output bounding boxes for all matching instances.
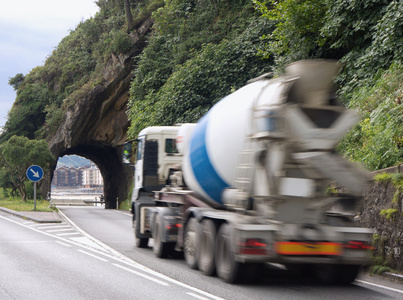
[48,19,153,208]
[358,165,403,271]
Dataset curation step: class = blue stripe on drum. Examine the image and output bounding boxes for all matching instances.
[189,114,229,204]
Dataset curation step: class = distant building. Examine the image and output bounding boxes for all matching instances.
[52,165,103,188]
[82,166,104,188]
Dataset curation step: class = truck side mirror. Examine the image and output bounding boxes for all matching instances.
[123,140,137,164]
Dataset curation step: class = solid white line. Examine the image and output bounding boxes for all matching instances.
[187,292,210,300]
[113,263,169,286]
[356,280,403,294]
[55,241,72,247]
[78,249,109,262]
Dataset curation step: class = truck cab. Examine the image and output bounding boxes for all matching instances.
[128,126,183,247]
[132,126,182,201]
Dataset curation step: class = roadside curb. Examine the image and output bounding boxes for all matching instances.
[0,206,62,223]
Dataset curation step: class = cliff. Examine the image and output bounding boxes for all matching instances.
[47,19,153,208]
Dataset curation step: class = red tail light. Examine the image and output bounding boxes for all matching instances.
[238,238,267,255]
[166,223,182,230]
[344,240,374,250]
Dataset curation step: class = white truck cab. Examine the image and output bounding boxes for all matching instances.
[132,126,183,201]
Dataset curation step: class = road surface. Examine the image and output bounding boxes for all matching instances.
[0,210,220,300]
[58,206,403,299]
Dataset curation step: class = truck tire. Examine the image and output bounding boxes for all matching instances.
[133,214,148,248]
[153,213,174,258]
[184,217,199,269]
[314,264,360,285]
[215,223,244,283]
[198,219,216,276]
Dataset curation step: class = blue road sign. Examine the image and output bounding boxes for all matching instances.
[26,165,44,182]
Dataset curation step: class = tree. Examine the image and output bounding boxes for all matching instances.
[0,136,55,201]
[124,0,134,31]
[8,73,25,91]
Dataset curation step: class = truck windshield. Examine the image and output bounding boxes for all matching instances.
[165,139,178,154]
[136,139,143,161]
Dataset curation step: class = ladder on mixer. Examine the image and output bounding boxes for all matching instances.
[234,149,255,193]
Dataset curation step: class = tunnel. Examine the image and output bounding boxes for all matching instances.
[54,143,133,209]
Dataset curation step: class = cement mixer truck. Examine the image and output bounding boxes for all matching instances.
[124,60,373,284]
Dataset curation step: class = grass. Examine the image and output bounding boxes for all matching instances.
[0,198,54,212]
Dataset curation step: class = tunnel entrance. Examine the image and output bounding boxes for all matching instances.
[53,144,133,209]
[52,155,104,206]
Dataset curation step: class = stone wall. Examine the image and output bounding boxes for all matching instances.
[358,164,403,271]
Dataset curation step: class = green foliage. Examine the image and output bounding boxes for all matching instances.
[128,0,273,137]
[254,0,403,96]
[374,172,403,205]
[111,30,133,54]
[337,63,403,170]
[253,0,329,68]
[379,208,399,221]
[0,136,55,201]
[0,0,145,142]
[374,173,403,221]
[0,198,53,212]
[1,0,401,177]
[371,265,392,275]
[8,73,25,91]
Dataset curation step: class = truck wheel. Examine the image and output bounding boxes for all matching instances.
[184,217,199,269]
[198,219,216,276]
[153,214,174,258]
[133,214,148,248]
[215,223,243,283]
[314,264,360,285]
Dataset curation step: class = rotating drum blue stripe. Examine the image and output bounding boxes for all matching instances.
[189,114,229,204]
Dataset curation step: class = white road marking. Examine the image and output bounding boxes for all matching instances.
[113,263,169,286]
[55,241,72,247]
[57,232,81,236]
[187,292,210,300]
[37,225,70,229]
[356,280,403,294]
[46,228,75,233]
[60,209,226,300]
[2,213,224,300]
[78,249,109,262]
[114,210,132,217]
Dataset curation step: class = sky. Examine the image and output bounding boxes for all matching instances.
[0,0,100,128]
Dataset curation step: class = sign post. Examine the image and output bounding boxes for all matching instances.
[26,165,44,211]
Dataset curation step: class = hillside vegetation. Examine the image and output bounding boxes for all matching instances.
[1,0,402,171]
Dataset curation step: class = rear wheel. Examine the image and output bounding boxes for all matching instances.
[198,219,216,276]
[133,212,148,248]
[215,223,244,283]
[184,217,199,269]
[314,264,360,285]
[153,214,174,258]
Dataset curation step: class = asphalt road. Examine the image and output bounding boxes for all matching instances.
[0,210,217,300]
[58,206,403,300]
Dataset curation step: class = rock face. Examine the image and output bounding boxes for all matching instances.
[358,165,403,272]
[48,19,153,209]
